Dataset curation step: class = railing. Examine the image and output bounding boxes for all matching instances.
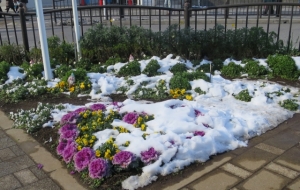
[0,3,300,51]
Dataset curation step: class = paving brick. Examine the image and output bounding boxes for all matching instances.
[220,163,252,179]
[163,153,235,190]
[9,145,25,156]
[286,178,300,190]
[187,169,241,190]
[230,147,277,172]
[0,129,7,138]
[274,147,300,172]
[265,162,299,179]
[29,165,48,180]
[0,155,35,177]
[14,169,38,185]
[0,174,22,190]
[237,169,290,190]
[0,137,16,150]
[263,130,300,150]
[0,147,16,161]
[255,143,284,155]
[16,178,61,190]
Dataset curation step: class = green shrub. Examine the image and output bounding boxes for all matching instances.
[221,62,244,78]
[118,60,141,77]
[62,68,88,83]
[0,43,26,65]
[90,65,106,73]
[212,59,224,71]
[267,54,299,80]
[194,87,206,95]
[54,65,72,79]
[142,59,161,77]
[170,63,188,74]
[0,61,10,84]
[279,99,299,111]
[182,71,210,82]
[47,36,75,64]
[29,48,42,64]
[169,74,191,90]
[197,63,211,73]
[104,57,122,67]
[20,62,44,80]
[74,58,93,70]
[244,60,268,78]
[234,89,252,102]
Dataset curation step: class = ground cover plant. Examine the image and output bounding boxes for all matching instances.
[1,25,300,190]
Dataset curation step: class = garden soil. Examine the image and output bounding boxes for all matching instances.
[0,77,300,190]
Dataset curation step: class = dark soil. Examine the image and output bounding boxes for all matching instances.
[0,77,299,190]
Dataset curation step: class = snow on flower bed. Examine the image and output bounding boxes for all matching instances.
[15,54,298,189]
[46,56,300,189]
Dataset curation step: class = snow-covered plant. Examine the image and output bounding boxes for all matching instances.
[10,103,56,133]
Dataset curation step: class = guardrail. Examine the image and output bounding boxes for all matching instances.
[0,2,300,51]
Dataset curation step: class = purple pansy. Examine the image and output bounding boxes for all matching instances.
[123,112,139,124]
[88,158,109,179]
[74,147,94,172]
[112,151,135,169]
[90,103,106,111]
[194,131,205,137]
[140,147,160,165]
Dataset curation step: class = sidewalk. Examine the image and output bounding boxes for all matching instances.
[0,111,87,190]
[1,111,300,190]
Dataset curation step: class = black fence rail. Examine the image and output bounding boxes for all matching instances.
[52,0,300,15]
[0,3,300,51]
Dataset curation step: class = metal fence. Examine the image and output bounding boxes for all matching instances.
[0,2,300,51]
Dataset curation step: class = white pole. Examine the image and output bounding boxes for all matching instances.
[103,0,106,17]
[34,0,53,80]
[71,0,82,59]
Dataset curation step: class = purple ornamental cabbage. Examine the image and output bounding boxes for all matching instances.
[90,103,106,111]
[123,112,139,124]
[56,140,77,163]
[60,112,78,125]
[74,147,94,172]
[58,123,78,140]
[194,131,205,137]
[88,158,109,179]
[140,147,159,165]
[112,151,135,169]
[73,107,88,115]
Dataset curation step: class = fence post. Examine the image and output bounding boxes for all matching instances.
[184,0,190,29]
[19,3,29,53]
[224,0,230,19]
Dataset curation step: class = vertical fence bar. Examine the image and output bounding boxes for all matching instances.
[4,17,10,45]
[287,6,294,52]
[12,17,18,45]
[50,13,55,36]
[30,15,37,48]
[19,4,29,52]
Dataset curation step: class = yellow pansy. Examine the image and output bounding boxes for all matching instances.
[141,124,146,131]
[95,150,101,157]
